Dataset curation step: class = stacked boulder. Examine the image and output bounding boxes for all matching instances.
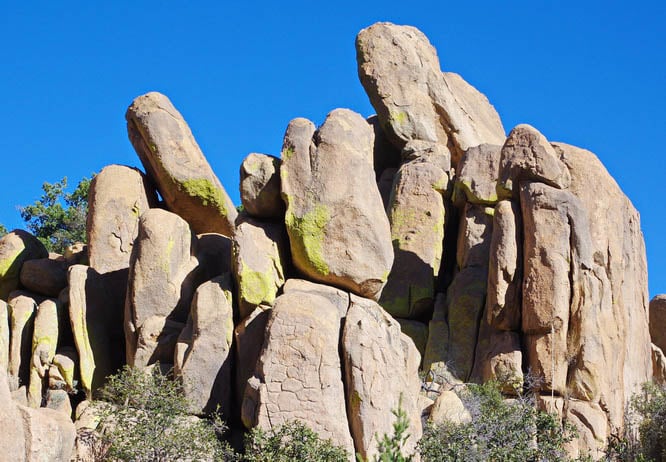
[0,21,655,462]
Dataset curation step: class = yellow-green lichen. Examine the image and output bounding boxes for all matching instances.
[350,390,363,410]
[180,178,229,217]
[281,146,295,160]
[239,264,279,307]
[70,306,94,395]
[389,110,408,125]
[161,237,175,275]
[285,205,330,276]
[0,248,22,278]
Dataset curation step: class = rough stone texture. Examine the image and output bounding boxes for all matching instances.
[281,278,350,317]
[652,344,666,385]
[0,230,48,301]
[232,214,288,320]
[234,306,271,406]
[486,200,522,331]
[68,265,120,396]
[472,328,523,394]
[380,160,448,318]
[240,153,284,219]
[45,389,72,417]
[498,124,571,198]
[0,369,75,462]
[429,389,471,425]
[280,110,393,300]
[356,22,505,166]
[397,319,428,358]
[19,256,69,297]
[87,164,157,274]
[377,168,397,210]
[8,292,43,391]
[242,288,354,455]
[564,400,608,460]
[125,209,199,368]
[27,299,59,408]
[0,300,8,372]
[555,142,651,431]
[174,274,234,415]
[452,144,502,206]
[649,294,666,352]
[50,351,76,392]
[126,92,237,236]
[342,295,422,459]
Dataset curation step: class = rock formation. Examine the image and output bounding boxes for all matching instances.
[0,21,657,462]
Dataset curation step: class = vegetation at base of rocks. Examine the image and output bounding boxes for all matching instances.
[244,421,349,462]
[362,403,415,462]
[96,365,235,462]
[418,381,578,462]
[17,176,91,253]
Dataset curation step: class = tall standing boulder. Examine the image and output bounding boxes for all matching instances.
[356,22,505,166]
[7,292,42,391]
[650,294,666,352]
[0,231,48,301]
[86,164,157,274]
[232,214,288,320]
[342,295,422,459]
[27,299,59,408]
[126,92,237,236]
[125,209,199,368]
[280,109,393,300]
[0,300,8,372]
[242,285,355,455]
[174,274,234,415]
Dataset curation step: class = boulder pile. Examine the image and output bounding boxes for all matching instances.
[0,22,659,461]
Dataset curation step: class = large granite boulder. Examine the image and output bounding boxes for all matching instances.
[174,274,234,415]
[86,164,156,274]
[19,256,69,297]
[0,231,48,301]
[240,153,284,219]
[126,92,237,236]
[125,209,199,368]
[356,22,505,166]
[242,284,354,455]
[280,109,393,300]
[27,299,59,408]
[7,292,42,391]
[650,294,666,352]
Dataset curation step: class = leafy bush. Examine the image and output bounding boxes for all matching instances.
[418,382,576,462]
[97,365,236,462]
[243,420,348,462]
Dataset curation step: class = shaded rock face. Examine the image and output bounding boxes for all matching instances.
[280,109,393,300]
[125,209,199,369]
[126,92,237,236]
[240,153,284,219]
[0,230,48,301]
[86,164,157,274]
[650,294,666,352]
[19,256,69,298]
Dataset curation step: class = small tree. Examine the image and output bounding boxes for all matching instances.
[97,365,236,462]
[19,176,91,253]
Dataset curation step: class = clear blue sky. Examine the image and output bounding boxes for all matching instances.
[1,1,664,296]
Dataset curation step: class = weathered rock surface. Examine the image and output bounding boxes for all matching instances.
[498,124,571,198]
[397,319,428,357]
[19,256,69,297]
[0,369,75,461]
[356,22,505,166]
[125,209,199,368]
[0,300,8,372]
[8,292,43,391]
[380,159,448,318]
[242,286,354,455]
[126,92,237,236]
[240,153,284,218]
[174,274,234,415]
[650,294,666,352]
[234,306,271,406]
[429,389,471,425]
[281,109,393,300]
[232,214,288,320]
[0,231,48,301]
[27,299,59,408]
[342,295,422,459]
[87,164,156,274]
[452,144,502,205]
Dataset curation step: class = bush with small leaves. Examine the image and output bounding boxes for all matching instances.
[243,420,349,462]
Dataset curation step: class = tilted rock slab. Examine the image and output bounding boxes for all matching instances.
[232,214,288,320]
[280,109,393,300]
[342,295,422,459]
[240,153,284,219]
[174,274,234,415]
[0,369,75,462]
[242,285,355,455]
[125,208,199,368]
[87,164,157,274]
[27,299,59,408]
[126,92,237,236]
[0,230,48,301]
[356,22,505,166]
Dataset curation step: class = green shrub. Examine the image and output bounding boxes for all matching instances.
[367,403,414,462]
[418,382,576,462]
[97,365,236,462]
[243,420,348,462]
